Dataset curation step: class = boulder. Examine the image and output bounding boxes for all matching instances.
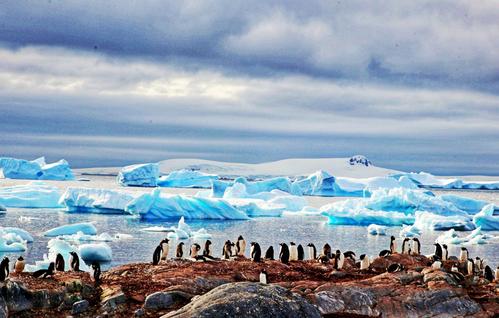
[71,299,89,315]
[315,287,379,317]
[144,291,192,310]
[163,282,320,318]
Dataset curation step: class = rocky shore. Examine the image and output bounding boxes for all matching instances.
[1,254,497,317]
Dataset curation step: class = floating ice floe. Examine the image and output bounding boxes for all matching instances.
[59,187,138,213]
[141,226,174,232]
[321,204,414,226]
[44,222,97,237]
[0,181,63,208]
[436,227,498,245]
[473,204,499,231]
[166,217,212,240]
[126,188,249,220]
[0,227,34,242]
[25,238,90,272]
[399,224,422,237]
[78,243,112,262]
[367,224,387,235]
[392,172,499,190]
[0,156,74,180]
[58,231,125,242]
[0,236,26,252]
[158,169,218,188]
[118,163,159,187]
[413,211,475,231]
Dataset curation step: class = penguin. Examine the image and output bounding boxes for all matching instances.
[297,244,304,261]
[401,238,410,255]
[390,236,397,254]
[323,243,332,259]
[475,257,484,270]
[230,242,236,256]
[387,263,404,273]
[279,243,290,264]
[334,250,344,270]
[265,246,274,260]
[411,238,421,255]
[152,245,162,265]
[0,257,9,282]
[434,243,443,260]
[55,253,65,271]
[176,242,184,258]
[343,251,356,261]
[289,242,298,261]
[190,243,201,258]
[236,235,246,256]
[459,247,468,262]
[359,254,370,270]
[259,269,268,284]
[484,265,494,282]
[33,262,55,279]
[91,261,101,283]
[69,252,80,271]
[318,254,330,264]
[431,261,442,270]
[466,258,474,276]
[250,242,262,262]
[160,238,170,261]
[14,256,25,274]
[379,250,391,257]
[307,243,317,260]
[442,244,448,261]
[223,240,232,260]
[203,240,213,257]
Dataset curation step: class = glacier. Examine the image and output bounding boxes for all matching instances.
[158,169,218,188]
[367,224,387,235]
[0,181,63,208]
[473,204,499,231]
[125,188,250,220]
[59,187,138,213]
[392,172,499,190]
[78,242,112,262]
[0,156,74,180]
[117,163,159,187]
[44,222,98,237]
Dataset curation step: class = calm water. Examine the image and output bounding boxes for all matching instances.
[1,189,498,270]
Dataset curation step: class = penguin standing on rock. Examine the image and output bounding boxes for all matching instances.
[442,244,449,261]
[55,253,65,271]
[259,269,268,284]
[484,265,494,282]
[289,242,298,261]
[307,243,317,260]
[223,240,233,260]
[91,261,101,283]
[401,238,410,254]
[359,254,370,270]
[297,244,304,261]
[390,236,397,254]
[466,258,475,276]
[412,238,421,255]
[152,245,162,265]
[459,247,469,262]
[190,243,202,258]
[264,246,274,260]
[176,242,184,258]
[279,243,290,264]
[33,262,55,279]
[236,235,246,256]
[250,242,262,262]
[203,240,213,257]
[323,243,332,259]
[433,243,443,261]
[333,250,344,270]
[14,256,25,274]
[0,257,9,282]
[69,252,80,271]
[343,251,356,262]
[160,238,170,261]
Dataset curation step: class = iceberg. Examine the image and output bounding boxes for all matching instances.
[125,188,249,220]
[399,225,422,237]
[59,187,138,213]
[58,231,115,242]
[141,226,174,232]
[211,180,232,197]
[0,227,34,242]
[78,243,112,262]
[0,181,63,208]
[439,194,494,215]
[393,172,499,190]
[292,170,338,196]
[0,236,26,252]
[0,204,6,212]
[117,163,159,187]
[225,199,284,217]
[166,217,212,240]
[0,156,74,180]
[157,169,218,188]
[413,211,475,231]
[367,224,387,235]
[25,238,90,272]
[473,204,499,231]
[436,227,498,245]
[44,222,97,237]
[232,177,295,195]
[349,155,372,166]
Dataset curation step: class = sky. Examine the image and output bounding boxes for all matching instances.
[1,1,499,175]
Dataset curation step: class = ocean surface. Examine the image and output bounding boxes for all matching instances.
[1,189,498,270]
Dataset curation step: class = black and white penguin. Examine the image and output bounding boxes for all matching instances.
[411,238,421,255]
[333,250,344,270]
[387,263,404,273]
[401,238,410,255]
[359,254,370,270]
[484,265,494,282]
[152,245,162,265]
[433,243,443,260]
[279,243,290,264]
[55,253,65,271]
[33,262,55,279]
[230,242,236,256]
[250,242,262,262]
[307,243,317,260]
[0,257,9,282]
[190,243,201,258]
[91,261,101,283]
[442,244,449,261]
[379,250,392,257]
[475,257,484,271]
[466,258,475,276]
[265,246,274,260]
[259,269,268,284]
[318,254,330,264]
[297,244,304,261]
[223,240,233,260]
[323,243,332,259]
[69,252,80,271]
[203,240,213,257]
[176,242,184,258]
[343,251,356,261]
[459,247,468,262]
[160,238,170,261]
[289,242,298,261]
[236,235,246,256]
[390,236,397,254]
[14,256,25,274]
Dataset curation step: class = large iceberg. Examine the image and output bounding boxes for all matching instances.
[44,222,98,237]
[473,204,499,231]
[117,163,159,187]
[321,204,414,226]
[126,188,249,220]
[158,169,218,188]
[0,156,74,180]
[413,211,475,231]
[440,194,494,215]
[78,242,112,262]
[0,181,63,208]
[59,187,138,213]
[292,170,338,196]
[392,172,499,190]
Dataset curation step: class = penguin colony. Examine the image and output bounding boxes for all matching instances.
[1,235,498,285]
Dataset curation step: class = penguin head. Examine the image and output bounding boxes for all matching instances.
[360,254,366,260]
[18,256,24,261]
[461,247,467,251]
[390,236,395,241]
[442,244,448,249]
[238,235,244,240]
[178,242,184,246]
[206,240,212,245]
[261,269,267,274]
[290,242,295,245]
[2,257,9,264]
[48,262,55,271]
[91,261,99,269]
[162,238,169,244]
[194,243,201,250]
[307,243,314,247]
[403,238,409,242]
